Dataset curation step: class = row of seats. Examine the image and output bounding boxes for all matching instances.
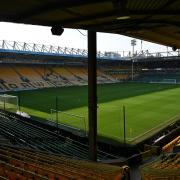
[0,111,118,161]
[0,145,127,180]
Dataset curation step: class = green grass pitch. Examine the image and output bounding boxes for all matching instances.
[11,83,180,144]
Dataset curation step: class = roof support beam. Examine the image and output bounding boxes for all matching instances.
[88,30,97,161]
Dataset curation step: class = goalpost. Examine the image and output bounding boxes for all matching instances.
[50,109,87,133]
[0,94,19,113]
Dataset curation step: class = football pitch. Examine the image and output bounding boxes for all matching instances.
[11,83,180,144]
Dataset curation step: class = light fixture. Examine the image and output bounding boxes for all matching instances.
[116,16,131,20]
[172,46,177,51]
[51,25,64,36]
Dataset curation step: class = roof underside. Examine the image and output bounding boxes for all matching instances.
[1,0,180,48]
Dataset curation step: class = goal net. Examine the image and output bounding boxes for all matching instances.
[0,94,18,113]
[50,109,87,132]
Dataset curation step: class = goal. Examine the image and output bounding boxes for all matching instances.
[0,94,19,113]
[50,109,87,132]
[150,79,177,84]
[162,79,177,84]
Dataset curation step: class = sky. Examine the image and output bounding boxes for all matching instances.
[0,22,169,54]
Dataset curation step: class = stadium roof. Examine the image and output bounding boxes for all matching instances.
[1,0,180,48]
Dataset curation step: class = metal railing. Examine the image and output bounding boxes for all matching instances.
[0,40,180,60]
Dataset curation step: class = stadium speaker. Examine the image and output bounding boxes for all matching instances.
[51,25,64,36]
[172,46,177,51]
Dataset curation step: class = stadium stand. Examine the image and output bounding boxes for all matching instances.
[103,66,132,81]
[0,145,129,180]
[66,67,88,84]
[42,67,72,87]
[140,153,180,180]
[14,65,52,88]
[53,66,82,85]
[0,110,118,161]
[97,69,115,83]
[0,65,52,91]
[0,64,119,92]
[0,65,22,91]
